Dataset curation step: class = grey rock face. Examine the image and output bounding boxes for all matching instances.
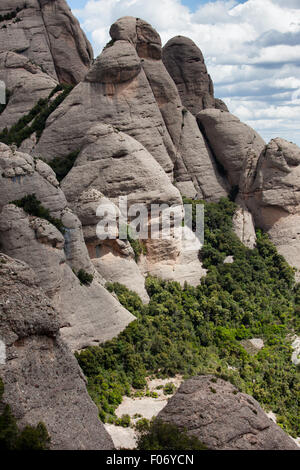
[34,47,175,174]
[197,109,266,186]
[0,51,57,131]
[60,123,195,290]
[177,109,229,200]
[232,207,256,249]
[86,40,141,84]
[241,138,300,279]
[110,16,162,60]
[162,36,226,115]
[35,16,228,202]
[0,143,135,350]
[215,98,229,112]
[68,187,150,303]
[0,253,114,450]
[158,375,298,450]
[0,143,64,214]
[0,0,93,84]
[0,204,135,351]
[60,123,207,288]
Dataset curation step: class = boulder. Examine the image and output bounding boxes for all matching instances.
[0,253,114,450]
[37,0,93,84]
[109,18,228,201]
[70,187,150,303]
[158,375,298,450]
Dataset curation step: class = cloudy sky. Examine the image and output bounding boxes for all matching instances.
[69,0,300,146]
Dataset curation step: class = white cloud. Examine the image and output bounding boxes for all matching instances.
[72,0,300,146]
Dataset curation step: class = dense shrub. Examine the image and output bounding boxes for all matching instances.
[0,378,50,450]
[11,194,65,234]
[76,198,299,436]
[136,419,207,450]
[0,84,73,147]
[163,382,176,395]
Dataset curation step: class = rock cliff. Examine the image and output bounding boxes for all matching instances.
[0,253,114,450]
[240,137,300,279]
[162,36,228,115]
[0,3,299,451]
[0,143,135,350]
[0,51,58,130]
[0,0,93,84]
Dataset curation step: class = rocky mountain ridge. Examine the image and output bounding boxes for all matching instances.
[0,1,298,450]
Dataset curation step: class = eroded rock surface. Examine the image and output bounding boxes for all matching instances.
[0,51,57,130]
[158,375,298,450]
[60,124,206,290]
[197,109,265,187]
[162,36,227,115]
[0,253,114,450]
[0,143,135,350]
[233,207,256,249]
[0,0,93,84]
[34,39,175,174]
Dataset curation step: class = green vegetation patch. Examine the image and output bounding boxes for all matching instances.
[0,84,73,147]
[0,377,50,450]
[76,198,300,436]
[11,194,65,234]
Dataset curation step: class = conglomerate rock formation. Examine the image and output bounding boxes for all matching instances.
[0,2,299,450]
[162,36,228,115]
[0,143,134,350]
[0,51,58,130]
[0,0,93,84]
[158,376,298,450]
[0,253,114,450]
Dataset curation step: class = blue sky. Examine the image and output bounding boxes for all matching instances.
[68,0,300,146]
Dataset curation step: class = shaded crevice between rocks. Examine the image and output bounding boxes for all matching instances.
[174,110,201,196]
[197,119,228,180]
